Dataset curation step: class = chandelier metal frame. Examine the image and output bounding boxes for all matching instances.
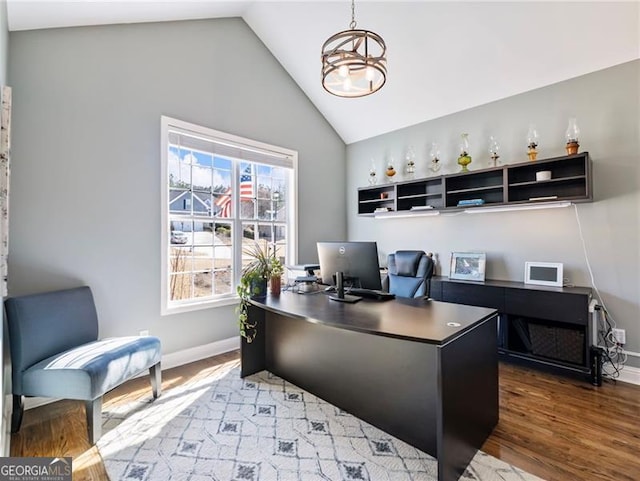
[321,0,387,98]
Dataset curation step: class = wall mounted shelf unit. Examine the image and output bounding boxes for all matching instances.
[357,152,591,216]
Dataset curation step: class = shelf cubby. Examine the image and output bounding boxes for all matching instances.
[357,184,396,215]
[444,169,505,208]
[507,152,591,203]
[396,178,444,211]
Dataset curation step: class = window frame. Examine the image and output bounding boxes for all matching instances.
[161,116,298,315]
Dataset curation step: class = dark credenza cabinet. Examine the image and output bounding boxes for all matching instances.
[431,276,593,377]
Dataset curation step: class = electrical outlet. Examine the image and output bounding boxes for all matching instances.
[139,329,149,337]
[612,328,626,345]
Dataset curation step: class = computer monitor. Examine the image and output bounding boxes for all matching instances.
[316,241,382,290]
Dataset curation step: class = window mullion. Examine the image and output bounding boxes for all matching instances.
[232,160,242,289]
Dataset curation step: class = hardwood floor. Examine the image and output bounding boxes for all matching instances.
[483,363,640,481]
[11,350,640,481]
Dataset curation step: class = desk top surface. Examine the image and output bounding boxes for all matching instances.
[251,291,497,345]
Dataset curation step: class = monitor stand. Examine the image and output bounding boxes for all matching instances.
[328,271,362,303]
[329,293,362,303]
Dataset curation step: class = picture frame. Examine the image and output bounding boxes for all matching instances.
[524,261,563,287]
[449,252,486,282]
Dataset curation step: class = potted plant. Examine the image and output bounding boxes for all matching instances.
[237,242,275,343]
[269,257,284,297]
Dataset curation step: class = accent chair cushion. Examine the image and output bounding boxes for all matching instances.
[20,336,161,400]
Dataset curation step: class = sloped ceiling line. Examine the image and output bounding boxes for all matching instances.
[7,1,640,144]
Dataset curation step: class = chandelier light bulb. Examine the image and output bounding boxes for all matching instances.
[365,66,375,81]
[339,64,350,78]
[343,76,352,91]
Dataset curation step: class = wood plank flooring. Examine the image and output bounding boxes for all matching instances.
[11,350,640,481]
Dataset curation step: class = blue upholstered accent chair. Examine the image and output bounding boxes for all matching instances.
[5,286,162,444]
[382,251,435,298]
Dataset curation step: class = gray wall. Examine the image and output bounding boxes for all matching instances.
[8,18,346,354]
[0,1,6,85]
[348,61,640,368]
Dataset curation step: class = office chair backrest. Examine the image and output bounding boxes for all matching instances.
[383,251,434,298]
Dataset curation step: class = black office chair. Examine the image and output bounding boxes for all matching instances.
[382,251,434,298]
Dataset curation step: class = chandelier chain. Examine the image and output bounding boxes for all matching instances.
[350,0,357,29]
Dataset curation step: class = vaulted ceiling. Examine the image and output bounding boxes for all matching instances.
[6,1,640,144]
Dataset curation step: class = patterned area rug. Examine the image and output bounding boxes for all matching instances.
[97,361,543,481]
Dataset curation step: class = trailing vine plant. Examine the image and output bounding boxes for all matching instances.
[236,242,278,343]
[238,269,271,343]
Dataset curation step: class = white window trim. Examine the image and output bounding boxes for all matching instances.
[160,116,298,315]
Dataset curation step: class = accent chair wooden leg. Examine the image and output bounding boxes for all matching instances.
[150,362,161,399]
[11,395,24,433]
[85,397,102,445]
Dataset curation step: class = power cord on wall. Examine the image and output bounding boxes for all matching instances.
[574,204,627,379]
[595,305,626,379]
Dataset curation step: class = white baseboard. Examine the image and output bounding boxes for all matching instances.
[612,365,640,386]
[24,336,240,411]
[161,336,240,371]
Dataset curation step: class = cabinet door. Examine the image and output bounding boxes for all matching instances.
[505,290,588,325]
[441,282,505,311]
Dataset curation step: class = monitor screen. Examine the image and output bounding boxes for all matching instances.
[316,241,382,290]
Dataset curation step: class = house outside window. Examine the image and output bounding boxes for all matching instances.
[161,116,297,314]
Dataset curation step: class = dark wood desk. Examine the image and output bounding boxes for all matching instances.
[241,291,499,481]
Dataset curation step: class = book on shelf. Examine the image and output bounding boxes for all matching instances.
[410,205,434,211]
[457,199,485,207]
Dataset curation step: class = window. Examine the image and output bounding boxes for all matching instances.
[161,116,297,314]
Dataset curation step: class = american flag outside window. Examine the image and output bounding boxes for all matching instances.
[214,188,232,218]
[215,165,253,218]
[239,165,254,199]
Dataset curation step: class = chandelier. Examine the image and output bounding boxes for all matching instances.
[321,0,387,98]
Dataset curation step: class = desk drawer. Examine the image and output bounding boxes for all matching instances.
[505,290,588,325]
[442,283,504,311]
